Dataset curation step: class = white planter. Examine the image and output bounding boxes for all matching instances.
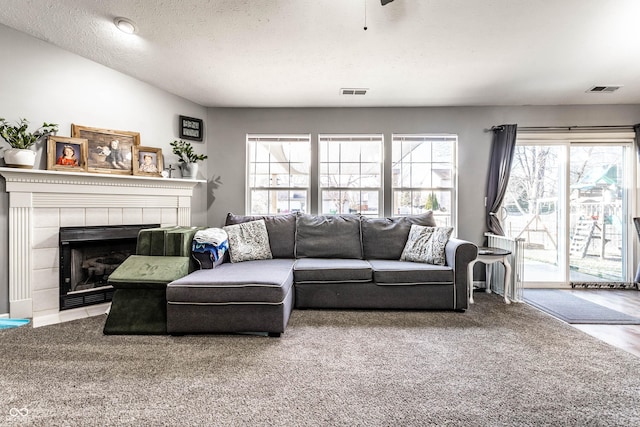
[3,148,36,169]
[180,162,199,179]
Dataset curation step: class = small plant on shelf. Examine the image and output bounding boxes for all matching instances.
[0,118,58,149]
[170,139,208,163]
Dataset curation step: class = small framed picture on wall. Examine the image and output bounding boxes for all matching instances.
[179,115,203,142]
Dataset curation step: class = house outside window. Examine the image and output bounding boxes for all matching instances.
[392,134,457,227]
[247,135,310,215]
[318,134,383,217]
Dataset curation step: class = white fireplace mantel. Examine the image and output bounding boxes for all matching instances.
[0,167,203,324]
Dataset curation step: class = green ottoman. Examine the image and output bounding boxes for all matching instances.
[104,255,191,335]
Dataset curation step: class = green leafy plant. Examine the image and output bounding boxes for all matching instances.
[0,118,58,149]
[170,139,208,163]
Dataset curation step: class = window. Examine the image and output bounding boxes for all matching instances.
[246,133,458,229]
[392,134,457,227]
[318,134,383,217]
[247,135,310,215]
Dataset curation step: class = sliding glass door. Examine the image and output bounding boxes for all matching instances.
[569,144,629,283]
[502,134,634,287]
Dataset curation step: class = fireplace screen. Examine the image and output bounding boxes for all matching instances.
[59,224,159,310]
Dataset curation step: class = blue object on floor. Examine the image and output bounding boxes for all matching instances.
[0,318,30,330]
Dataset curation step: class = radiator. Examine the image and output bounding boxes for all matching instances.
[484,233,525,302]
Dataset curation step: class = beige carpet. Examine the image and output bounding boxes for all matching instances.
[1,293,639,426]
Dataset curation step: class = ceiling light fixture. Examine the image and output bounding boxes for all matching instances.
[114,17,137,35]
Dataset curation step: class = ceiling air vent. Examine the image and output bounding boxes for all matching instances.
[586,85,622,93]
[341,88,368,96]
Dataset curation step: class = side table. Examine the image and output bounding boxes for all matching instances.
[468,247,512,304]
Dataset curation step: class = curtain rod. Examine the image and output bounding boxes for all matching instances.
[487,125,637,132]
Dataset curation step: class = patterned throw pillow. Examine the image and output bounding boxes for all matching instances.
[223,219,273,263]
[400,225,453,265]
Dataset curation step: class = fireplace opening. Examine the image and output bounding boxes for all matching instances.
[59,224,159,310]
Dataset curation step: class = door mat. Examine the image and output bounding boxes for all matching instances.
[523,289,640,325]
[0,319,30,330]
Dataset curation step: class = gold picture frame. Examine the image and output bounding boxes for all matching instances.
[71,124,140,175]
[132,146,163,177]
[46,136,88,172]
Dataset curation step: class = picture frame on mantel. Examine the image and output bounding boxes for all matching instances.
[46,136,88,172]
[179,115,203,142]
[132,146,163,177]
[71,124,140,175]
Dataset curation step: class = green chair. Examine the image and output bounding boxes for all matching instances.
[103,226,202,335]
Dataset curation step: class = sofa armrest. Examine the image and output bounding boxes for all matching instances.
[445,238,478,310]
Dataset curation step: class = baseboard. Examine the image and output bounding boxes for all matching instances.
[0,313,8,319]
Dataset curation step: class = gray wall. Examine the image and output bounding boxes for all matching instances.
[2,22,640,315]
[207,105,640,242]
[0,24,208,314]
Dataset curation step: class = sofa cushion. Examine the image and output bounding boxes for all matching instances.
[136,225,181,256]
[108,255,191,290]
[223,219,273,263]
[361,212,437,259]
[368,259,453,284]
[167,259,295,304]
[166,226,204,257]
[295,214,362,259]
[225,213,296,258]
[400,225,453,265]
[294,258,372,283]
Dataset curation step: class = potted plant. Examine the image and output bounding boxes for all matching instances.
[0,118,58,169]
[170,139,207,179]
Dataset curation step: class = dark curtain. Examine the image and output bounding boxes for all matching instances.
[635,123,640,163]
[485,124,518,235]
[634,125,640,283]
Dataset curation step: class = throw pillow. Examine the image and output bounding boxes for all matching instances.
[223,219,273,263]
[400,225,453,265]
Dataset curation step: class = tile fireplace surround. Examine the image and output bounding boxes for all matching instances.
[0,167,202,327]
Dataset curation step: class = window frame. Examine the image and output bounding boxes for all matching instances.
[246,134,311,215]
[391,133,458,228]
[318,134,384,217]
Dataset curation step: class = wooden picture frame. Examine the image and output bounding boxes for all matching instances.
[47,136,88,172]
[71,124,140,175]
[179,115,203,142]
[132,146,163,177]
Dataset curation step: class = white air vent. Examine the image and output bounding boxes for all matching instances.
[587,85,622,93]
[341,88,368,96]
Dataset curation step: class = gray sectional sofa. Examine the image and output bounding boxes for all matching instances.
[166,212,478,336]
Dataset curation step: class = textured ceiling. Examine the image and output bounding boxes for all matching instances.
[1,0,640,108]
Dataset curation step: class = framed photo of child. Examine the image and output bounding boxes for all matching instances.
[71,124,140,175]
[47,136,88,172]
[132,146,163,177]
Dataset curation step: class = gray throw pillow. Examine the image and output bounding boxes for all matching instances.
[223,219,273,263]
[400,225,453,265]
[225,213,296,258]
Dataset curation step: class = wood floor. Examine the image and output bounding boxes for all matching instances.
[527,289,640,358]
